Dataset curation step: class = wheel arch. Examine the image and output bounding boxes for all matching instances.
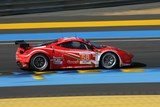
[28,49,51,61]
[99,51,121,67]
[29,51,50,69]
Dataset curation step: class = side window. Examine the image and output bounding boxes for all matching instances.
[59,41,87,50]
[59,41,72,48]
[72,41,86,49]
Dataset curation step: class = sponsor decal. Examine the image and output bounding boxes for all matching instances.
[80,60,91,64]
[67,60,79,64]
[53,57,63,64]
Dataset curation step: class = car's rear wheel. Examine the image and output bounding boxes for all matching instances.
[100,52,119,69]
[30,54,49,71]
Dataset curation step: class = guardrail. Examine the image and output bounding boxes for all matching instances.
[0,0,159,16]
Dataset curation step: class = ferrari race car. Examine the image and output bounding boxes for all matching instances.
[15,37,133,71]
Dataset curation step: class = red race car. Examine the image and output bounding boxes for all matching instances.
[15,37,133,71]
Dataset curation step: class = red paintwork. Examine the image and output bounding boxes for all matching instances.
[16,37,133,70]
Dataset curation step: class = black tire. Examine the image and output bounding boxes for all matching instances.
[100,52,119,69]
[30,54,49,71]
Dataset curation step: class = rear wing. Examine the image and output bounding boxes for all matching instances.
[15,40,30,49]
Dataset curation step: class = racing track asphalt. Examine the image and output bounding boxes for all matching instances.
[0,2,160,98]
[0,39,160,71]
[0,2,160,23]
[0,39,160,98]
[1,83,160,98]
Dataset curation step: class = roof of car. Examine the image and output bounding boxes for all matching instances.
[57,37,86,43]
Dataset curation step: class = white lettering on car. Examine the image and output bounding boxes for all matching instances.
[67,60,79,64]
[53,57,63,64]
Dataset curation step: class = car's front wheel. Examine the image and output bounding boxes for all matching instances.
[100,52,119,69]
[30,54,49,71]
